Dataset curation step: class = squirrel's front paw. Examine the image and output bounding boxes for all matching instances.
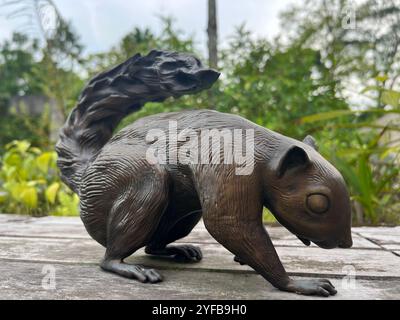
[284,279,337,297]
[233,255,246,265]
[100,260,163,283]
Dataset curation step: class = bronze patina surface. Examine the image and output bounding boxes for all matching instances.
[56,50,352,297]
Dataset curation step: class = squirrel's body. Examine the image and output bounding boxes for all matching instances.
[80,109,276,249]
[57,51,352,296]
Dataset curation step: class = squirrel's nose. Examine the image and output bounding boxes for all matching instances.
[338,237,353,248]
[338,228,353,248]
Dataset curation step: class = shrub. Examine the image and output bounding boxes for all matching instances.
[0,140,79,216]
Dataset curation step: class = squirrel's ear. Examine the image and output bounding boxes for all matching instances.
[303,135,318,151]
[277,146,311,178]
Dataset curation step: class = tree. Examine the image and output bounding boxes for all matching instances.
[2,0,84,118]
[86,17,195,78]
[0,33,52,149]
[207,0,218,69]
[280,0,400,108]
[219,26,349,138]
[0,33,41,102]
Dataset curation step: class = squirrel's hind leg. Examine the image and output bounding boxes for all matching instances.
[145,210,203,262]
[100,166,169,283]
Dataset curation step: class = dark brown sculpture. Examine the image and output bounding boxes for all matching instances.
[56,50,353,297]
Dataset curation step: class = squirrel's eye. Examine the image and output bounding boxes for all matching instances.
[306,194,329,214]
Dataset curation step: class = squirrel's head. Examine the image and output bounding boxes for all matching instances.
[266,135,353,249]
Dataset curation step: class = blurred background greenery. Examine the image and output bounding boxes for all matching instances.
[0,0,398,225]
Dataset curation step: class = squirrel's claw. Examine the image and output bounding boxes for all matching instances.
[100,259,163,283]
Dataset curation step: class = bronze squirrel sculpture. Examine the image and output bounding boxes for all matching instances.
[56,50,353,297]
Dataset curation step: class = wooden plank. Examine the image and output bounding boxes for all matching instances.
[0,215,379,249]
[0,214,399,300]
[0,220,89,239]
[0,236,398,278]
[0,260,399,300]
[0,214,81,224]
[353,227,400,245]
[129,244,400,279]
[353,226,400,236]
[180,222,379,249]
[0,237,104,263]
[0,214,35,223]
[257,235,379,249]
[381,244,400,251]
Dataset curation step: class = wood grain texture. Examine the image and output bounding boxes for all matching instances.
[1,261,399,300]
[0,215,399,299]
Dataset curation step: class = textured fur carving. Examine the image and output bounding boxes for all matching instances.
[56,50,220,193]
[56,50,352,297]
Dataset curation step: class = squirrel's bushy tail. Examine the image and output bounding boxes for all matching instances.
[56,50,220,193]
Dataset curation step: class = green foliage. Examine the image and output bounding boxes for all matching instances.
[37,19,84,117]
[86,16,197,78]
[218,26,349,139]
[0,112,49,153]
[303,85,400,225]
[0,140,79,216]
[325,131,399,225]
[280,0,400,97]
[1,0,85,118]
[0,2,398,225]
[0,29,84,149]
[0,36,53,152]
[0,33,43,101]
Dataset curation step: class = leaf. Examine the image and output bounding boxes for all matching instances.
[27,180,46,187]
[30,147,42,155]
[361,85,382,94]
[4,152,22,167]
[301,110,356,123]
[381,90,400,108]
[15,141,31,154]
[300,108,398,124]
[55,191,80,216]
[3,166,17,180]
[6,182,24,200]
[36,152,53,173]
[376,75,388,83]
[380,146,400,159]
[45,182,60,204]
[0,191,8,204]
[332,156,362,195]
[356,156,376,222]
[367,127,387,150]
[17,167,29,181]
[20,187,38,209]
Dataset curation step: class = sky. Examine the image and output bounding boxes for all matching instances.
[0,0,297,54]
